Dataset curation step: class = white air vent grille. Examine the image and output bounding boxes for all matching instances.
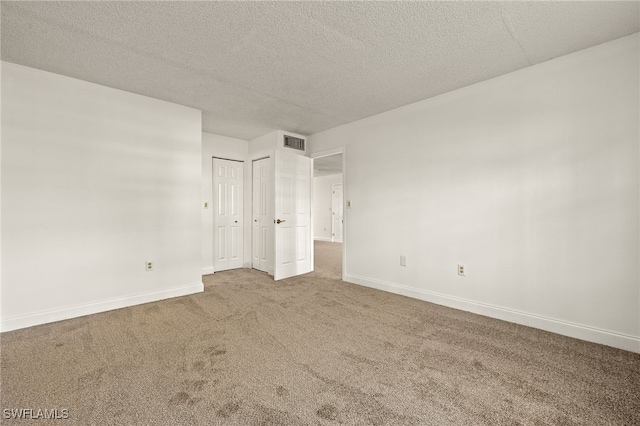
[284,135,305,151]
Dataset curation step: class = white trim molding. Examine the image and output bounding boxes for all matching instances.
[1,282,204,333]
[346,274,640,354]
[310,146,345,159]
[202,267,215,276]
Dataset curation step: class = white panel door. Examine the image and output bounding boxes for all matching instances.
[332,183,344,243]
[252,158,270,272]
[213,158,243,272]
[274,151,312,280]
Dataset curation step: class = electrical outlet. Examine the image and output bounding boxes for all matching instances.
[458,264,465,276]
[347,200,352,208]
[146,261,154,271]
[204,202,208,209]
[400,255,407,267]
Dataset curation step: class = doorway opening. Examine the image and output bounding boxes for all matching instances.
[312,150,345,281]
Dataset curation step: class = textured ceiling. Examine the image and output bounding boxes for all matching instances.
[2,1,638,141]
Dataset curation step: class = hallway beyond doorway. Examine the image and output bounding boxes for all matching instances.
[313,240,342,281]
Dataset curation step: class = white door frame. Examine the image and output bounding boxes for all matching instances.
[311,147,346,281]
[331,183,344,243]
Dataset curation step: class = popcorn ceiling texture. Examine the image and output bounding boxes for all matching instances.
[1,1,638,140]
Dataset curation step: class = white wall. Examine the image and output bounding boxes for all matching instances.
[313,174,343,241]
[249,131,278,161]
[202,132,249,274]
[1,62,203,331]
[0,60,3,326]
[308,34,640,353]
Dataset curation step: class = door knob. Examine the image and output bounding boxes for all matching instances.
[276,219,286,224]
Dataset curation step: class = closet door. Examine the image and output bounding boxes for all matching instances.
[213,158,243,271]
[252,158,270,272]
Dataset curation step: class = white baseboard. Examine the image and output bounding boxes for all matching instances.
[346,274,640,354]
[314,237,332,242]
[0,282,204,333]
[202,267,215,276]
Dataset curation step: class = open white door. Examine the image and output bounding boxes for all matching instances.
[274,150,312,280]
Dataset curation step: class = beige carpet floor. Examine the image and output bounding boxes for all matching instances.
[1,241,639,425]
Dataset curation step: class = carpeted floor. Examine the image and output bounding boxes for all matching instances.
[1,241,639,425]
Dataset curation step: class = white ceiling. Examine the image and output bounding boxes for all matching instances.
[314,154,343,177]
[2,1,638,141]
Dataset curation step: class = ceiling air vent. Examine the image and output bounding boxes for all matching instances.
[284,135,305,151]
